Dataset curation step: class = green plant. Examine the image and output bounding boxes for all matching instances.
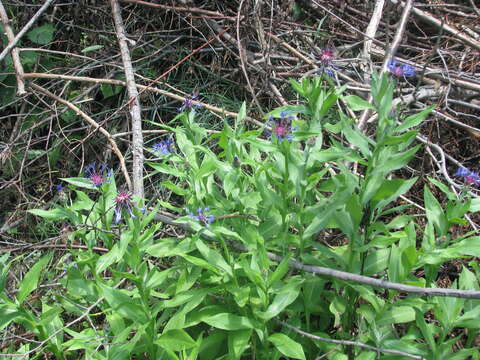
[3,73,480,360]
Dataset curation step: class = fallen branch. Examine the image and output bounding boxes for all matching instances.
[278,320,424,359]
[110,0,144,199]
[29,83,133,191]
[0,0,26,95]
[151,211,480,299]
[0,0,56,63]
[22,72,265,127]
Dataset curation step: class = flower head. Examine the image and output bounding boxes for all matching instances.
[114,191,136,224]
[312,48,337,77]
[189,207,215,227]
[177,92,203,113]
[387,59,416,78]
[267,111,296,142]
[152,138,174,156]
[84,162,111,187]
[454,167,480,186]
[55,184,64,192]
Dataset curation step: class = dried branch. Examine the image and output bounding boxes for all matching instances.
[0,0,26,95]
[110,0,144,199]
[390,0,480,51]
[278,320,424,359]
[151,211,480,299]
[0,0,56,63]
[22,72,265,127]
[29,83,132,191]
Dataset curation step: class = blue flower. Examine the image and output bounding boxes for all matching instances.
[312,48,338,77]
[55,184,64,192]
[387,59,416,77]
[267,111,296,142]
[189,207,215,227]
[152,138,174,156]
[84,162,111,187]
[114,191,136,224]
[454,167,480,186]
[177,92,203,113]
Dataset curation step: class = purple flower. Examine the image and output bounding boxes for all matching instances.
[267,111,296,142]
[55,184,64,192]
[312,48,337,77]
[114,191,136,224]
[177,92,203,113]
[454,167,480,186]
[387,59,416,77]
[189,207,215,227]
[152,138,174,156]
[84,162,111,187]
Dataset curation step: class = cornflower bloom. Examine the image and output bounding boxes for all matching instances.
[267,111,296,142]
[454,167,480,186]
[114,191,136,224]
[152,138,174,156]
[189,207,215,227]
[177,92,203,113]
[84,162,111,187]
[312,48,337,77]
[387,59,416,78]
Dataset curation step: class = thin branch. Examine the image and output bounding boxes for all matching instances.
[110,0,144,199]
[363,0,385,62]
[22,72,265,127]
[0,0,56,63]
[389,0,480,51]
[358,0,414,130]
[151,212,480,299]
[278,320,424,360]
[0,0,26,95]
[381,0,414,73]
[29,83,133,191]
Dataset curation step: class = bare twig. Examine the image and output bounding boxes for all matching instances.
[236,0,263,113]
[151,212,480,299]
[0,0,26,95]
[363,0,385,62]
[278,320,424,359]
[0,0,56,63]
[110,0,144,199]
[390,0,480,51]
[358,0,414,130]
[22,72,265,127]
[29,83,133,191]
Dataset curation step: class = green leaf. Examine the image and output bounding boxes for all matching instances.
[424,185,447,236]
[268,254,291,286]
[60,177,98,189]
[0,305,22,331]
[147,162,185,178]
[202,313,254,330]
[372,178,417,213]
[95,244,122,274]
[27,208,69,221]
[156,329,197,352]
[17,254,52,304]
[228,329,251,360]
[344,95,375,111]
[196,239,232,277]
[259,278,301,320]
[81,45,104,53]
[268,333,306,360]
[27,24,54,45]
[414,308,436,352]
[396,105,434,133]
[376,306,415,325]
[100,284,148,323]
